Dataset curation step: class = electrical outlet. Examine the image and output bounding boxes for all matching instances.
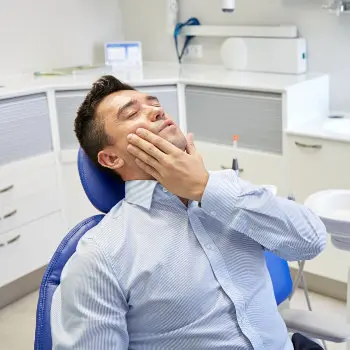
[184,45,203,59]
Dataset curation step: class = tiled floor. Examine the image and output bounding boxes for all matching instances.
[0,288,347,349]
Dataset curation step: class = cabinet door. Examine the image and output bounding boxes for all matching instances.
[0,211,64,287]
[286,135,350,283]
[185,86,283,154]
[0,94,52,165]
[61,161,100,230]
[56,85,179,150]
[286,135,350,203]
[56,90,89,149]
[195,141,287,196]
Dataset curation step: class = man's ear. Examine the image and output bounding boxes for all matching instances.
[97,150,124,170]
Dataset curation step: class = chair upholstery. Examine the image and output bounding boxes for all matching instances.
[77,147,124,214]
[34,215,104,350]
[34,148,294,349]
[264,251,293,305]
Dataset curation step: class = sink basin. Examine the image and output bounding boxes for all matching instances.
[305,190,350,250]
[323,118,350,135]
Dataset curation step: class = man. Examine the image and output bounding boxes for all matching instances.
[51,75,327,349]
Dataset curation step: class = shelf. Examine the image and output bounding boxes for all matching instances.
[180,25,298,38]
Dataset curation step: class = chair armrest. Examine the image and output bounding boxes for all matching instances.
[280,309,350,343]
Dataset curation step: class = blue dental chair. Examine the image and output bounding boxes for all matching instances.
[34,149,348,349]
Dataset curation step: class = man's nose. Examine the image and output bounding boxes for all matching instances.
[148,106,165,122]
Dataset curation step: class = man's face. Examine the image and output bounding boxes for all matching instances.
[97,89,187,179]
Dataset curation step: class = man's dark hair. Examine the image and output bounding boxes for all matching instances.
[74,75,135,181]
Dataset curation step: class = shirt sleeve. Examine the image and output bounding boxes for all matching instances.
[51,235,129,350]
[200,170,327,261]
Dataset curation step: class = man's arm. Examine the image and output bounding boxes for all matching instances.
[126,129,327,261]
[51,236,129,349]
[200,170,327,261]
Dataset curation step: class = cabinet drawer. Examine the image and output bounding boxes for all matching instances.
[286,135,350,203]
[0,211,64,287]
[56,86,179,150]
[0,162,58,204]
[196,140,286,196]
[186,86,283,154]
[0,188,61,233]
[0,94,52,165]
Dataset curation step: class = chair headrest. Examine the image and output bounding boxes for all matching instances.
[77,148,125,214]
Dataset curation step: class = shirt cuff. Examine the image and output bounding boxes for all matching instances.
[200,170,241,224]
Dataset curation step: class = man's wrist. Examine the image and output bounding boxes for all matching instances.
[192,171,209,202]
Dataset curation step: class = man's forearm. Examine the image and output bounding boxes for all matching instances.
[200,170,327,261]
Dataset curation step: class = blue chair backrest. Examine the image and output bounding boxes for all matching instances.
[34,148,293,349]
[264,251,293,305]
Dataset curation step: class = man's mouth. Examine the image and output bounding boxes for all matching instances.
[158,120,175,133]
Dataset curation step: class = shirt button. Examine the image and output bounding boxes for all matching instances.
[163,187,168,193]
[211,211,216,216]
[205,244,214,251]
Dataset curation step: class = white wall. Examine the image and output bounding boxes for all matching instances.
[0,0,124,77]
[120,0,350,112]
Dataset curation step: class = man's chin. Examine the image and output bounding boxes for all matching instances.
[164,135,187,151]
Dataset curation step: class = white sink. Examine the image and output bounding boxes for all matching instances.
[323,118,350,136]
[305,190,350,251]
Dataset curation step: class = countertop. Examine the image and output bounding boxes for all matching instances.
[0,61,326,99]
[286,117,350,143]
[1,61,348,143]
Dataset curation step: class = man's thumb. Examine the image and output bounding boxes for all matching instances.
[186,133,196,154]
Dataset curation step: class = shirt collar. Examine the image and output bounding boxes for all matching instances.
[125,180,158,210]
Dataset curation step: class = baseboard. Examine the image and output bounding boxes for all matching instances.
[0,266,47,310]
[290,267,347,302]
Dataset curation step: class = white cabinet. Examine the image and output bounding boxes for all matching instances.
[286,134,350,283]
[195,141,287,196]
[286,135,350,203]
[60,155,99,231]
[0,153,64,287]
[0,211,64,288]
[0,93,52,165]
[0,93,63,290]
[185,86,283,154]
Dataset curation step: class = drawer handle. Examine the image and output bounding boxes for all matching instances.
[3,209,17,219]
[7,234,21,245]
[221,165,244,173]
[0,184,14,194]
[294,141,323,150]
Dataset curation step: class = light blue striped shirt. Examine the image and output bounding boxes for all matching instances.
[51,170,326,349]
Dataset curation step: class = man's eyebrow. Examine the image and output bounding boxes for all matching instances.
[117,99,137,118]
[146,95,160,103]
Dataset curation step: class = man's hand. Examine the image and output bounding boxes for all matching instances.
[127,128,209,202]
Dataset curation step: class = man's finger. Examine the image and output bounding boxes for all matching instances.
[127,134,166,162]
[136,128,179,155]
[135,159,160,180]
[127,144,160,170]
[186,133,196,155]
